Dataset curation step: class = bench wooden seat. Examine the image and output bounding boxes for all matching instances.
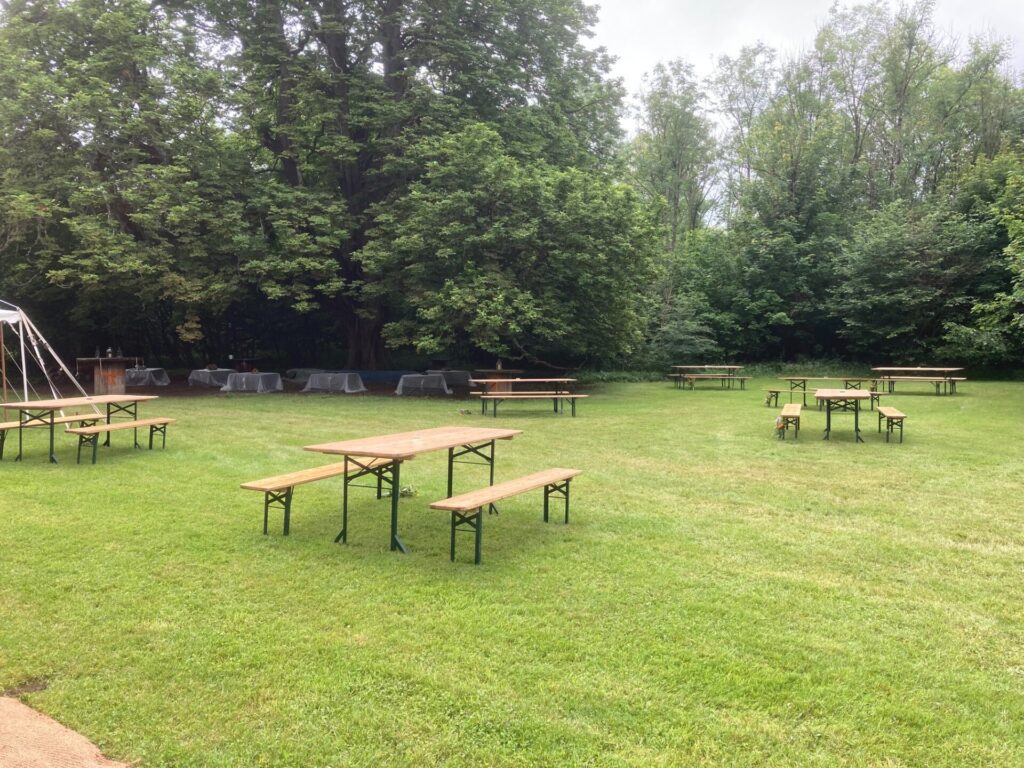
[777,404,801,439]
[66,417,176,464]
[241,457,392,535]
[0,414,101,460]
[430,468,582,564]
[877,407,906,443]
[478,393,588,417]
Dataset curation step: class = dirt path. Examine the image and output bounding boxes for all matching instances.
[0,698,130,767]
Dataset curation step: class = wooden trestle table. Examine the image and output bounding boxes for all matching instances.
[814,389,871,443]
[305,426,522,553]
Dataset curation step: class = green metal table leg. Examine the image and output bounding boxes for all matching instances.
[390,460,406,553]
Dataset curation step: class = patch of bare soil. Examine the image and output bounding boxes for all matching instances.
[0,697,130,768]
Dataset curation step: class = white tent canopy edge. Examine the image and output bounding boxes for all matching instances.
[0,299,89,405]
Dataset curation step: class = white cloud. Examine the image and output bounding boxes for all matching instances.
[590,0,1024,99]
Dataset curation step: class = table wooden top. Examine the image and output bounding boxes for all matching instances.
[304,425,523,460]
[870,367,964,373]
[470,378,576,384]
[814,389,871,400]
[2,394,159,410]
[672,365,744,370]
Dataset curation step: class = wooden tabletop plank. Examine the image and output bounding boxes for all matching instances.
[470,378,576,384]
[2,394,159,410]
[870,367,964,373]
[671,365,744,370]
[814,389,871,400]
[304,425,523,459]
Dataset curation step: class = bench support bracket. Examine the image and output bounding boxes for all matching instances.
[263,488,294,535]
[543,479,572,524]
[450,508,483,564]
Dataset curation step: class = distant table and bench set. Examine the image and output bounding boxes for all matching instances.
[768,366,965,443]
[470,377,586,416]
[670,365,750,390]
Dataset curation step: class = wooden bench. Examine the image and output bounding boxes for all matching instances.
[877,407,906,443]
[479,393,588,417]
[65,418,175,464]
[0,414,101,460]
[764,389,782,407]
[241,457,391,536]
[777,404,801,439]
[430,468,582,564]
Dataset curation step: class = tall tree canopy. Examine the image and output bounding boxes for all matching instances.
[2,0,1023,368]
[0,0,643,367]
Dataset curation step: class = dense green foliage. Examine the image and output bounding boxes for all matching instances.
[1,0,1023,367]
[0,0,640,366]
[631,1,1024,366]
[3,383,1024,765]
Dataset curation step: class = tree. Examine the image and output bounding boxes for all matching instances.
[357,124,660,366]
[631,60,717,251]
[184,0,626,366]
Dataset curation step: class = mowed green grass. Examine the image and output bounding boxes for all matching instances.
[1,381,1022,767]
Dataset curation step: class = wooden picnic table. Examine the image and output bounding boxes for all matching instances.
[814,389,870,443]
[671,365,744,370]
[2,394,158,463]
[471,377,576,389]
[670,365,746,391]
[304,426,522,553]
[870,367,964,373]
[780,376,869,405]
[871,367,965,394]
[471,378,578,415]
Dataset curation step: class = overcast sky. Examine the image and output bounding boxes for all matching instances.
[589,0,1024,102]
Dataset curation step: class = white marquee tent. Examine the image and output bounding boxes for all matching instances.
[0,299,88,404]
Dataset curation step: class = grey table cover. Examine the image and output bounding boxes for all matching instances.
[220,372,283,393]
[125,367,170,387]
[395,373,452,396]
[188,368,234,387]
[426,369,472,387]
[302,372,367,393]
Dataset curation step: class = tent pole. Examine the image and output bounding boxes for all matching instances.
[23,313,90,399]
[19,314,28,401]
[1,320,7,403]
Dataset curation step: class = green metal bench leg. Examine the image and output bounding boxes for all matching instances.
[148,424,168,450]
[77,433,99,465]
[450,508,483,564]
[280,489,292,536]
[263,487,294,535]
[0,430,5,461]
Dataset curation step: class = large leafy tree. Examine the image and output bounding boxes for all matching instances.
[179,0,626,366]
[0,0,250,356]
[358,124,659,365]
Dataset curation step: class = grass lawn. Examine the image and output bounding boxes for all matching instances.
[2,380,1023,767]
